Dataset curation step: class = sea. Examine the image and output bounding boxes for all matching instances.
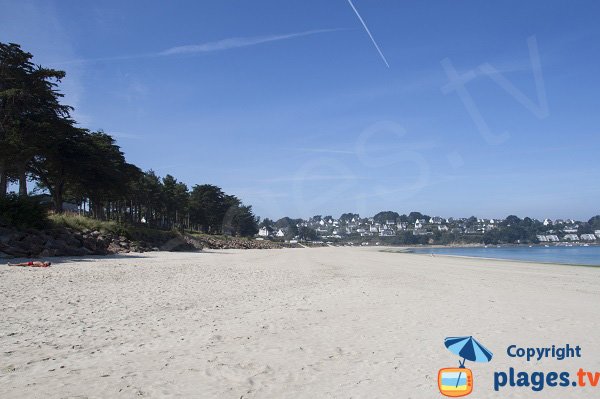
[411,245,600,266]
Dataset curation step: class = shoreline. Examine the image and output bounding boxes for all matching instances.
[380,245,600,267]
[398,251,600,268]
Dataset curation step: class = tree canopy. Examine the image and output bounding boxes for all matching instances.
[0,42,258,236]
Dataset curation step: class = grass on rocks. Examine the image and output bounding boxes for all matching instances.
[49,213,177,243]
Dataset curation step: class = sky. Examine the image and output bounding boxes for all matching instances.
[1,0,599,221]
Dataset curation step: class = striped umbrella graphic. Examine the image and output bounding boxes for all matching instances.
[444,336,493,387]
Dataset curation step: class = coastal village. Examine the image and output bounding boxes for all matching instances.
[257,214,600,245]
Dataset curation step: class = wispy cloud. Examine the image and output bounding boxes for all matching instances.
[296,140,438,155]
[297,147,355,155]
[52,28,341,65]
[160,29,341,56]
[346,0,389,68]
[256,175,365,183]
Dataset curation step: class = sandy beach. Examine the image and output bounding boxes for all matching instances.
[1,247,599,398]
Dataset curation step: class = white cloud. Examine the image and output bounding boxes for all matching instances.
[160,29,340,56]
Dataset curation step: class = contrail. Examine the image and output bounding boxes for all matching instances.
[160,29,340,55]
[49,29,341,66]
[346,0,390,68]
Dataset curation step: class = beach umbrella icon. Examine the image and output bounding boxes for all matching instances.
[444,336,493,389]
[445,336,493,366]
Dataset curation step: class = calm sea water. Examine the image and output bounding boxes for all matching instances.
[412,245,600,266]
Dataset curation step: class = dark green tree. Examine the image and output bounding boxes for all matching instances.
[374,211,399,224]
[0,42,71,196]
[189,184,227,233]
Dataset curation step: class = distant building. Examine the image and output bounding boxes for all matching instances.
[429,216,444,224]
[397,222,408,230]
[438,225,449,232]
[537,235,548,242]
[380,229,395,237]
[258,227,271,237]
[275,229,285,238]
[581,234,597,241]
[543,218,553,226]
[563,234,579,241]
[546,235,560,242]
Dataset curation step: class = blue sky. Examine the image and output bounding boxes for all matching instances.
[1,0,599,220]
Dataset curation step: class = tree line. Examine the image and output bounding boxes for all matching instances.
[0,42,258,236]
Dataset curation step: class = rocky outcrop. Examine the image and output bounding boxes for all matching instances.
[0,225,293,258]
[0,226,184,258]
[159,236,198,252]
[187,234,284,250]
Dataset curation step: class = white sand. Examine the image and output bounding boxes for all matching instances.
[1,247,599,398]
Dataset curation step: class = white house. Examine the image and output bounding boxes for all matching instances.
[537,235,548,242]
[543,218,553,226]
[595,230,600,236]
[438,225,449,232]
[275,229,285,238]
[429,216,444,224]
[369,225,379,233]
[258,227,271,237]
[581,234,596,241]
[546,235,560,242]
[563,234,579,241]
[380,229,395,237]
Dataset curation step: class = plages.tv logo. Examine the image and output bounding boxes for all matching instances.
[438,336,493,397]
